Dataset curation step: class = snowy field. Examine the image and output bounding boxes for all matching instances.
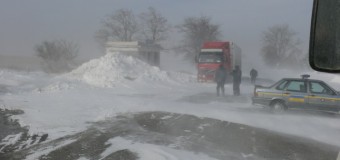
[1,53,340,159]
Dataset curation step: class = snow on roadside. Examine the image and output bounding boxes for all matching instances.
[0,53,196,142]
[0,70,45,86]
[0,69,49,93]
[66,53,194,88]
[0,133,23,152]
[0,70,23,86]
[33,78,83,93]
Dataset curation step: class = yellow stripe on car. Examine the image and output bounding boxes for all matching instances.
[257,92,340,101]
[259,92,288,97]
[305,96,340,101]
[288,98,305,103]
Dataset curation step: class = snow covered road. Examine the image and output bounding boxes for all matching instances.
[1,53,340,159]
[3,111,340,160]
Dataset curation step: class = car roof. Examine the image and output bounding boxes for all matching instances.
[280,78,338,91]
[281,78,324,82]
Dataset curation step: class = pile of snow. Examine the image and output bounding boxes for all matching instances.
[67,53,194,87]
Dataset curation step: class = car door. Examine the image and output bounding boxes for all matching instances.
[284,80,309,109]
[308,81,339,112]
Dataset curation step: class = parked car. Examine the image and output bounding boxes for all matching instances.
[252,75,340,113]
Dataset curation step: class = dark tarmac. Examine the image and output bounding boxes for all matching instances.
[1,111,339,160]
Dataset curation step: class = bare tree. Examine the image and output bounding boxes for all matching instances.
[139,7,170,43]
[177,16,221,62]
[261,24,301,68]
[96,9,139,48]
[35,40,78,73]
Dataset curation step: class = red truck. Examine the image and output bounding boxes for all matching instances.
[197,41,241,82]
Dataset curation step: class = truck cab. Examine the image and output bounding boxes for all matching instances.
[197,41,241,82]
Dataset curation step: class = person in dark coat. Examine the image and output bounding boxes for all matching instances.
[250,68,258,84]
[231,65,242,96]
[215,64,227,96]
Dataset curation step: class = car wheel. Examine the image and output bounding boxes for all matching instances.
[271,101,286,113]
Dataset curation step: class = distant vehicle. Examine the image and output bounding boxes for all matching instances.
[197,41,241,82]
[252,75,340,113]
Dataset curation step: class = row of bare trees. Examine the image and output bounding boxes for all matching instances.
[35,7,221,73]
[95,8,170,46]
[35,7,304,73]
[95,8,305,68]
[95,8,221,61]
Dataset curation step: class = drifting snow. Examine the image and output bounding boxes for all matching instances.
[67,53,194,87]
[0,133,22,153]
[101,137,218,160]
[25,139,77,160]
[2,53,340,158]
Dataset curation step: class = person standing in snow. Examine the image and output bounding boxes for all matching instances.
[231,65,242,96]
[215,64,227,96]
[250,68,258,84]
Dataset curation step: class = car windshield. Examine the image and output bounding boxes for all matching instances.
[199,52,223,63]
[1,1,340,160]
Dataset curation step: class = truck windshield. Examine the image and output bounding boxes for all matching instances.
[198,52,223,63]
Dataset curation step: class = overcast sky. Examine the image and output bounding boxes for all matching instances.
[0,0,313,62]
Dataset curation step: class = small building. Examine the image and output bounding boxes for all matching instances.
[105,41,161,67]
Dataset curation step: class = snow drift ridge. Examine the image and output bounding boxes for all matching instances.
[67,53,194,87]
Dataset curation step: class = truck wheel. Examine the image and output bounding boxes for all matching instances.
[271,101,286,113]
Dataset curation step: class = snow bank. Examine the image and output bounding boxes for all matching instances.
[35,81,76,93]
[0,69,52,94]
[67,53,194,87]
[0,69,37,86]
